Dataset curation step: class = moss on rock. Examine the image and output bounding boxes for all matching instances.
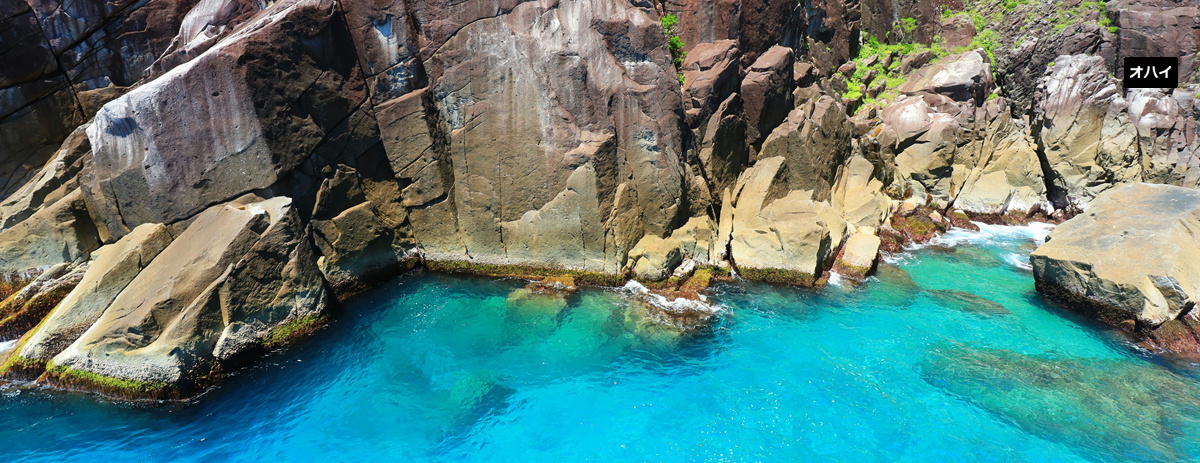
[738,267,817,286]
[424,260,627,287]
[41,364,171,400]
[263,314,328,350]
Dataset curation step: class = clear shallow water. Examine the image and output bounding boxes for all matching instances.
[4,224,1200,462]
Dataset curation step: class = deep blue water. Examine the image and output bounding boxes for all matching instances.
[4,224,1200,462]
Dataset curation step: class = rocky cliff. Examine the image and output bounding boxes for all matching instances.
[0,0,1197,397]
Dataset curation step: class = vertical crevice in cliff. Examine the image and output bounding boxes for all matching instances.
[1029,109,1070,213]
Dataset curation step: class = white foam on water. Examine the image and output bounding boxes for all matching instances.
[1003,252,1034,271]
[620,280,724,314]
[827,272,847,287]
[896,221,1056,252]
[0,339,17,353]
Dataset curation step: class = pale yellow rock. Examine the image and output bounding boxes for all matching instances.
[1031,183,1200,325]
[669,216,718,266]
[726,157,846,282]
[0,189,100,274]
[834,232,882,279]
[628,235,683,282]
[52,196,327,386]
[18,223,175,362]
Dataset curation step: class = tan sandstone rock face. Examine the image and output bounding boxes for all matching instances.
[415,0,688,273]
[0,189,100,274]
[832,231,881,280]
[867,51,1047,216]
[724,156,846,285]
[16,223,175,364]
[1034,55,1132,209]
[1031,183,1200,328]
[628,235,683,282]
[50,196,326,391]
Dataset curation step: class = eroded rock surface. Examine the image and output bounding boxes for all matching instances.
[48,196,326,396]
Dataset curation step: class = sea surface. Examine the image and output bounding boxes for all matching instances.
[4,224,1200,462]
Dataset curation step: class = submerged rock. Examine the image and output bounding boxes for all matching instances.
[925,289,1010,317]
[921,344,1200,462]
[622,282,721,333]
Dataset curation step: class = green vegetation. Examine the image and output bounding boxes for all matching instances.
[263,314,328,349]
[679,268,715,293]
[661,14,687,85]
[44,363,169,398]
[839,34,932,112]
[969,28,1001,62]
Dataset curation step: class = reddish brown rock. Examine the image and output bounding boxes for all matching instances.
[741,45,795,144]
[681,40,742,127]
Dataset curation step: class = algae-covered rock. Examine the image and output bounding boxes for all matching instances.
[921,345,1200,462]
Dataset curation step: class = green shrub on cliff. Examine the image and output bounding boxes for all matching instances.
[661,14,687,85]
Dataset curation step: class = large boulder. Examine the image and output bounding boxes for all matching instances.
[899,50,993,103]
[81,0,374,241]
[723,156,846,285]
[1031,183,1200,355]
[415,0,688,273]
[627,235,683,282]
[47,196,327,397]
[741,45,795,144]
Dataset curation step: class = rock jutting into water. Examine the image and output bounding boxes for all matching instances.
[1032,183,1200,358]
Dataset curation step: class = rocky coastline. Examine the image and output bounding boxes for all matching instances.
[0,0,1197,400]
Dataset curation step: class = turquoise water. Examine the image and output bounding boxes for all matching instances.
[4,224,1200,462]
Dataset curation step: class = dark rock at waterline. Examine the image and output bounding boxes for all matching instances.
[926,289,1010,317]
[921,345,1200,462]
[1032,184,1200,357]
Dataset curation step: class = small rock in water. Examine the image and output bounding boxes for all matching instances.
[526,276,577,295]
